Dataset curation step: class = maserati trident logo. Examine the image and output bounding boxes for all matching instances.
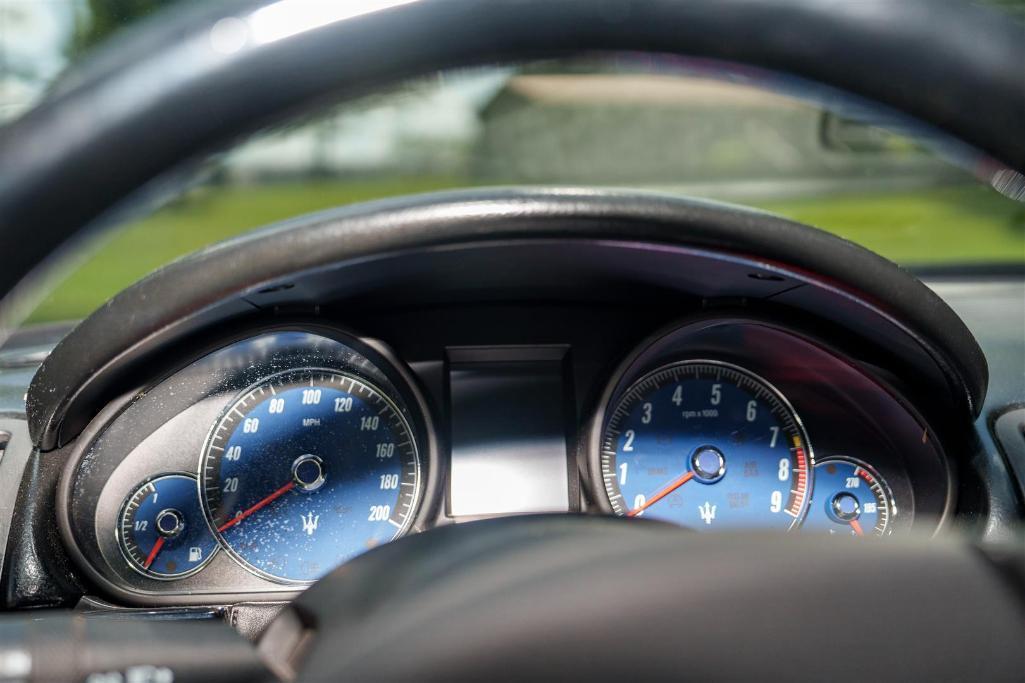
[698,501,717,525]
[301,511,320,536]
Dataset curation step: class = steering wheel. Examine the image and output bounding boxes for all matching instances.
[1,1,1023,681]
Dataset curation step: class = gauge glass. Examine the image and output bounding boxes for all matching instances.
[200,368,421,584]
[599,360,813,530]
[803,457,895,536]
[118,474,218,579]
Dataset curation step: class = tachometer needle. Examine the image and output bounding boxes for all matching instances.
[143,536,165,570]
[627,471,695,517]
[217,480,295,532]
[849,519,865,537]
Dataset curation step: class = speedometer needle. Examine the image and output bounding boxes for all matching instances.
[627,471,695,517]
[217,480,295,533]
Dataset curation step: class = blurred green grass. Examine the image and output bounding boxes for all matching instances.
[761,185,1025,265]
[27,180,1025,322]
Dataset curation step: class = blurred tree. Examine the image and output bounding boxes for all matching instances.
[982,0,1025,20]
[0,3,36,80]
[68,0,187,57]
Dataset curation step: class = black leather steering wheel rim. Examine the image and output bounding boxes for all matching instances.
[278,515,1025,682]
[0,0,1023,302]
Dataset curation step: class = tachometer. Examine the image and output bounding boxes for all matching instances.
[598,360,813,530]
[200,368,421,584]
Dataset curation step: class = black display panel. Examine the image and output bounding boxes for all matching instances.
[447,346,571,516]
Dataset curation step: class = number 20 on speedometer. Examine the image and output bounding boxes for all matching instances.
[599,361,813,530]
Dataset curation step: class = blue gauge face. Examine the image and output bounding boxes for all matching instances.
[201,368,421,584]
[600,361,813,531]
[118,474,218,579]
[803,457,894,536]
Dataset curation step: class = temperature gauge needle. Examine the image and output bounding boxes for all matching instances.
[627,471,695,517]
[218,481,295,532]
[142,536,165,570]
[849,519,865,537]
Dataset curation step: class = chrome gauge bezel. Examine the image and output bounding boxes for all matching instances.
[809,456,899,537]
[56,323,440,605]
[585,314,948,536]
[198,366,423,586]
[115,472,219,581]
[595,358,816,530]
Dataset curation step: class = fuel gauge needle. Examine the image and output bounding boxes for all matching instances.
[627,471,695,517]
[218,480,295,533]
[142,537,165,570]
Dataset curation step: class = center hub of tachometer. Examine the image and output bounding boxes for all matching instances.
[690,446,727,484]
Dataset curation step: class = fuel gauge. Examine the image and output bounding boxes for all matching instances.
[803,457,895,536]
[118,474,218,579]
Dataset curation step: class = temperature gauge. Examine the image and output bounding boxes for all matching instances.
[804,457,895,536]
[118,474,218,579]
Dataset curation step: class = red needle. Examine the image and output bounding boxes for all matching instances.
[143,536,165,569]
[849,519,865,537]
[217,480,296,533]
[627,471,695,517]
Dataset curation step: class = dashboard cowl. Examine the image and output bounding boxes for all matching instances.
[25,190,987,451]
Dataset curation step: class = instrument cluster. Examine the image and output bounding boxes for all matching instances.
[59,328,438,600]
[586,317,948,538]
[58,315,952,604]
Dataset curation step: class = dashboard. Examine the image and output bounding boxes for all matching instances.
[57,311,951,604]
[0,190,1019,616]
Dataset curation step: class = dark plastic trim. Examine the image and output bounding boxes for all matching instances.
[26,189,988,448]
[52,322,444,606]
[581,313,956,536]
[991,405,1025,502]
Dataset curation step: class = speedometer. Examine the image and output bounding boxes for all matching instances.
[598,360,813,531]
[200,368,421,584]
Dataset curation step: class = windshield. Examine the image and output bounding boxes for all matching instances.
[3,1,1023,323]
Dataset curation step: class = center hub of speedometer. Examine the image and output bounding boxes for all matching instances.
[292,454,326,492]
